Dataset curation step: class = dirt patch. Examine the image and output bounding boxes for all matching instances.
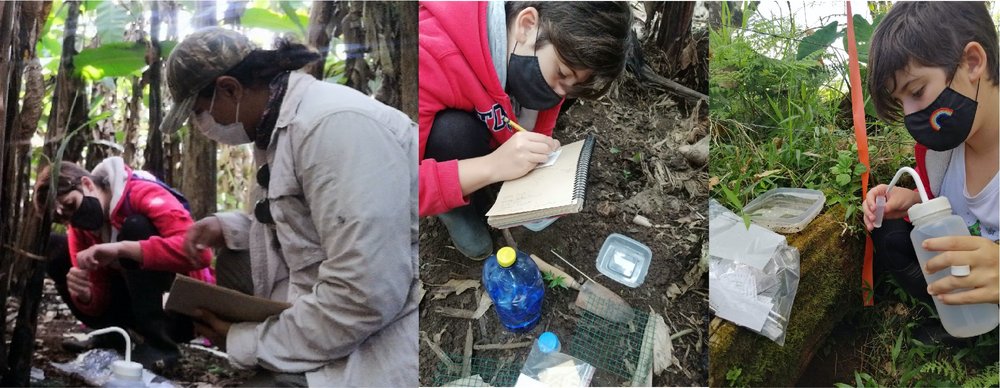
[418,71,709,386]
[8,278,253,387]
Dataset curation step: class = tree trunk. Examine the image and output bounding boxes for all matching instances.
[652,2,694,68]
[341,4,371,95]
[0,0,51,384]
[398,1,418,120]
[304,0,335,80]
[163,0,180,185]
[179,0,217,219]
[44,0,88,163]
[143,0,165,180]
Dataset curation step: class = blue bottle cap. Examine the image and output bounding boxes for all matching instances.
[538,332,559,353]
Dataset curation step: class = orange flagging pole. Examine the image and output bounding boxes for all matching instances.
[845,1,875,306]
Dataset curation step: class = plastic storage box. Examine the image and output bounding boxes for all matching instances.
[742,188,825,233]
[596,233,652,288]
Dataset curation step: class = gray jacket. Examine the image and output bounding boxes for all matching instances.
[215,72,419,386]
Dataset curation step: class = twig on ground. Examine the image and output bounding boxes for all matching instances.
[462,323,474,377]
[472,341,532,351]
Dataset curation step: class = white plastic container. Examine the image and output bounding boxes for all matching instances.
[742,188,825,233]
[908,197,999,338]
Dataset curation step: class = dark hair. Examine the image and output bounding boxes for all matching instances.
[506,1,633,99]
[867,1,999,122]
[33,162,110,216]
[199,38,322,97]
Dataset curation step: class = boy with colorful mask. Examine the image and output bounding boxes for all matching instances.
[863,2,999,313]
[419,1,633,259]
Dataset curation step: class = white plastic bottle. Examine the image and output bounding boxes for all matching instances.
[908,197,1000,337]
[87,327,145,388]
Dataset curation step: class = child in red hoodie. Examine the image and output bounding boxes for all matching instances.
[419,1,633,259]
[864,2,998,317]
[34,157,214,370]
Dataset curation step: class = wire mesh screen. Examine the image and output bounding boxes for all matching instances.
[568,294,655,384]
[432,354,522,387]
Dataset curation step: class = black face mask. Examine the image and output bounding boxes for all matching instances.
[507,41,563,111]
[70,195,105,231]
[903,79,979,152]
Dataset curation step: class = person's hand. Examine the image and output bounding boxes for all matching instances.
[487,131,560,182]
[192,309,233,350]
[924,236,1000,304]
[76,243,122,270]
[184,216,224,269]
[863,184,921,231]
[66,267,92,304]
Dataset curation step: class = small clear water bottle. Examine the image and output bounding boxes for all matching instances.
[483,246,544,333]
[908,197,1000,337]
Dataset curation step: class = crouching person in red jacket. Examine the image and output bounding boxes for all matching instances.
[33,157,214,371]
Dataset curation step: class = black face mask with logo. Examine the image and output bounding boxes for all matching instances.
[506,34,563,111]
[70,195,105,231]
[903,77,980,152]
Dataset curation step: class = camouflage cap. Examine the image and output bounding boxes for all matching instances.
[160,27,255,133]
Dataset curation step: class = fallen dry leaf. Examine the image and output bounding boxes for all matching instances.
[431,279,480,301]
[652,312,673,375]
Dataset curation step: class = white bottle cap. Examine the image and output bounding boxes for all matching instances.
[951,265,971,277]
[112,360,143,379]
[907,197,953,222]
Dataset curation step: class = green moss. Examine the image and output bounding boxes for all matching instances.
[709,207,864,386]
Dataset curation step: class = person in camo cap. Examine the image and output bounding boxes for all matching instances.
[161,27,419,386]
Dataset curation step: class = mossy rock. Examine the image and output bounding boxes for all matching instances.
[709,206,864,387]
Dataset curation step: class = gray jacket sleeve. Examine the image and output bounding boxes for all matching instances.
[214,211,251,251]
[226,111,416,371]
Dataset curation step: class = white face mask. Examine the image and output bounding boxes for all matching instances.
[193,88,251,145]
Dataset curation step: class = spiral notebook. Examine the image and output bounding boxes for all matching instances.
[486,135,596,229]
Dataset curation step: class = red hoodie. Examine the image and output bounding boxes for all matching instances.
[67,167,214,317]
[418,1,564,217]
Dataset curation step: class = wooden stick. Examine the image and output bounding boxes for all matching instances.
[462,323,474,377]
[502,228,517,249]
[421,331,458,373]
[473,341,533,351]
[530,254,581,290]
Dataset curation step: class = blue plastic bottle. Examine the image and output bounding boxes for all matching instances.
[483,246,545,332]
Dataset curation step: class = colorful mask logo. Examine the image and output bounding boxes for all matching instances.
[929,107,954,131]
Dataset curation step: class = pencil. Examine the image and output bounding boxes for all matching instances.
[503,117,527,132]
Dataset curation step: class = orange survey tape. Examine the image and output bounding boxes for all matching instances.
[845,1,875,306]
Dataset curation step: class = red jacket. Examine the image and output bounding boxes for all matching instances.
[418,1,564,217]
[67,167,214,316]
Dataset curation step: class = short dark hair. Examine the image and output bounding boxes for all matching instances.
[868,1,999,122]
[199,38,322,97]
[506,2,633,99]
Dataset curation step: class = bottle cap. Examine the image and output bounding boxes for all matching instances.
[907,197,953,223]
[112,360,143,379]
[538,332,560,353]
[497,247,517,268]
[951,265,971,277]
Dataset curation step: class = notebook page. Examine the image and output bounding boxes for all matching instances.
[486,138,586,217]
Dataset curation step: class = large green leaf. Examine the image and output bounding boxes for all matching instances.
[74,42,147,80]
[796,21,840,60]
[95,0,131,44]
[842,14,875,63]
[240,8,304,40]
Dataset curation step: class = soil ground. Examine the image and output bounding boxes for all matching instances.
[418,64,710,385]
[8,278,251,387]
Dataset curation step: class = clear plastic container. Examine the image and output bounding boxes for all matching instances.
[523,216,559,232]
[873,195,886,228]
[742,188,825,233]
[596,233,652,288]
[483,247,545,333]
[908,197,999,337]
